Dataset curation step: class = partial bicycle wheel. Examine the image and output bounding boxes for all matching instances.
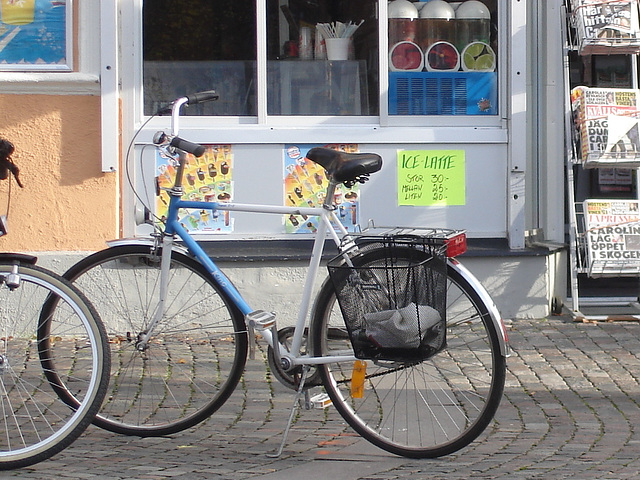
[48,244,248,436]
[311,247,506,458]
[0,261,109,470]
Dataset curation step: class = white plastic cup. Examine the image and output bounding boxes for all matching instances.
[325,38,350,61]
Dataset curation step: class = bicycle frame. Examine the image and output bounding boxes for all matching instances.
[144,152,357,368]
[135,95,509,369]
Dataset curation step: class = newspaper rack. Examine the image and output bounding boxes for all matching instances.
[565,3,640,320]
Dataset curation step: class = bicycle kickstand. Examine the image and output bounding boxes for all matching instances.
[267,365,311,458]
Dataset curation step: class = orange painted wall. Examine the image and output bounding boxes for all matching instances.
[0,94,117,252]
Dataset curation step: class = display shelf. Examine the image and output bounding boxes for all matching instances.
[565,2,640,320]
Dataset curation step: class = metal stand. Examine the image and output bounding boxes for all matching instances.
[267,366,310,458]
[564,2,640,321]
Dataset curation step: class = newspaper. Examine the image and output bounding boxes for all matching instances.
[583,199,640,276]
[571,86,640,167]
[571,0,640,55]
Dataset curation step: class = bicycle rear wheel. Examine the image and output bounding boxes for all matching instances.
[311,247,506,458]
[0,262,109,470]
[50,244,248,436]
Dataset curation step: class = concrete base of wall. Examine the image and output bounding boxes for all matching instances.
[461,250,566,319]
[33,248,566,321]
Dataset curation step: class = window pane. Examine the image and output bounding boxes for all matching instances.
[266,0,379,116]
[143,0,256,116]
[388,0,498,116]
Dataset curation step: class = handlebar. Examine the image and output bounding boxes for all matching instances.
[170,136,205,157]
[186,90,219,105]
[154,90,218,157]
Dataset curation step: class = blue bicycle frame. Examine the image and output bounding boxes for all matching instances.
[142,147,356,367]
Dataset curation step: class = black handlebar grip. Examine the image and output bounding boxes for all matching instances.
[170,136,206,157]
[186,90,219,105]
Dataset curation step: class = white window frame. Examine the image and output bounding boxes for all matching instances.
[0,1,99,93]
[116,0,523,243]
[119,0,508,142]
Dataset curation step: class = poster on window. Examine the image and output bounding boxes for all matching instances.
[155,145,233,233]
[584,199,640,276]
[397,150,466,206]
[0,0,71,70]
[284,144,361,234]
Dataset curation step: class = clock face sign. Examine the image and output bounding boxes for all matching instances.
[425,41,460,71]
[461,42,496,71]
[389,41,424,71]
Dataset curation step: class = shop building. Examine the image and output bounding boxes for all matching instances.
[0,1,573,319]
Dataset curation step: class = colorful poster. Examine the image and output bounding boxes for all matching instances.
[0,0,69,69]
[155,145,233,233]
[397,150,465,206]
[284,144,361,234]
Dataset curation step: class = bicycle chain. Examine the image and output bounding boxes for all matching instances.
[334,361,417,385]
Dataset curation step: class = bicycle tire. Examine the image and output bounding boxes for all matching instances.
[311,247,506,458]
[48,244,248,436]
[0,262,109,470]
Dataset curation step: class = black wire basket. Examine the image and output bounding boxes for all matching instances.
[327,235,448,362]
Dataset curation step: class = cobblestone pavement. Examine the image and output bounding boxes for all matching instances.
[5,316,640,480]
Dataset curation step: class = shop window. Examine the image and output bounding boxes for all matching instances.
[143,0,257,116]
[143,0,379,116]
[388,0,498,116]
[143,0,377,117]
[265,0,378,115]
[142,0,499,118]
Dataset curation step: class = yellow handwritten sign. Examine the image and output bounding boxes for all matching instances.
[397,150,465,206]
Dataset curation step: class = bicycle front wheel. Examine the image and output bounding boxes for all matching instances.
[52,244,248,436]
[311,248,506,458]
[0,262,109,470]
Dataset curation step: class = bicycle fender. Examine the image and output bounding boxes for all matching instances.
[0,253,38,264]
[447,258,510,357]
[105,237,191,256]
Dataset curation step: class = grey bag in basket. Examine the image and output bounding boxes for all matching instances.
[363,303,441,349]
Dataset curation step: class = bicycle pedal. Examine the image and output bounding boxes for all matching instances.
[309,393,332,409]
[246,310,277,330]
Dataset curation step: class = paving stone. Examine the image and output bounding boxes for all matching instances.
[5,316,640,479]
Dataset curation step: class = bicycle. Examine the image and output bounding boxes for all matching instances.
[0,139,110,469]
[44,92,509,458]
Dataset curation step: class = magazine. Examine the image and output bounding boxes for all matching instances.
[571,0,640,55]
[583,199,640,276]
[571,86,640,167]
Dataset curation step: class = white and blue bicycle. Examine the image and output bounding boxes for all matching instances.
[44,91,509,458]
